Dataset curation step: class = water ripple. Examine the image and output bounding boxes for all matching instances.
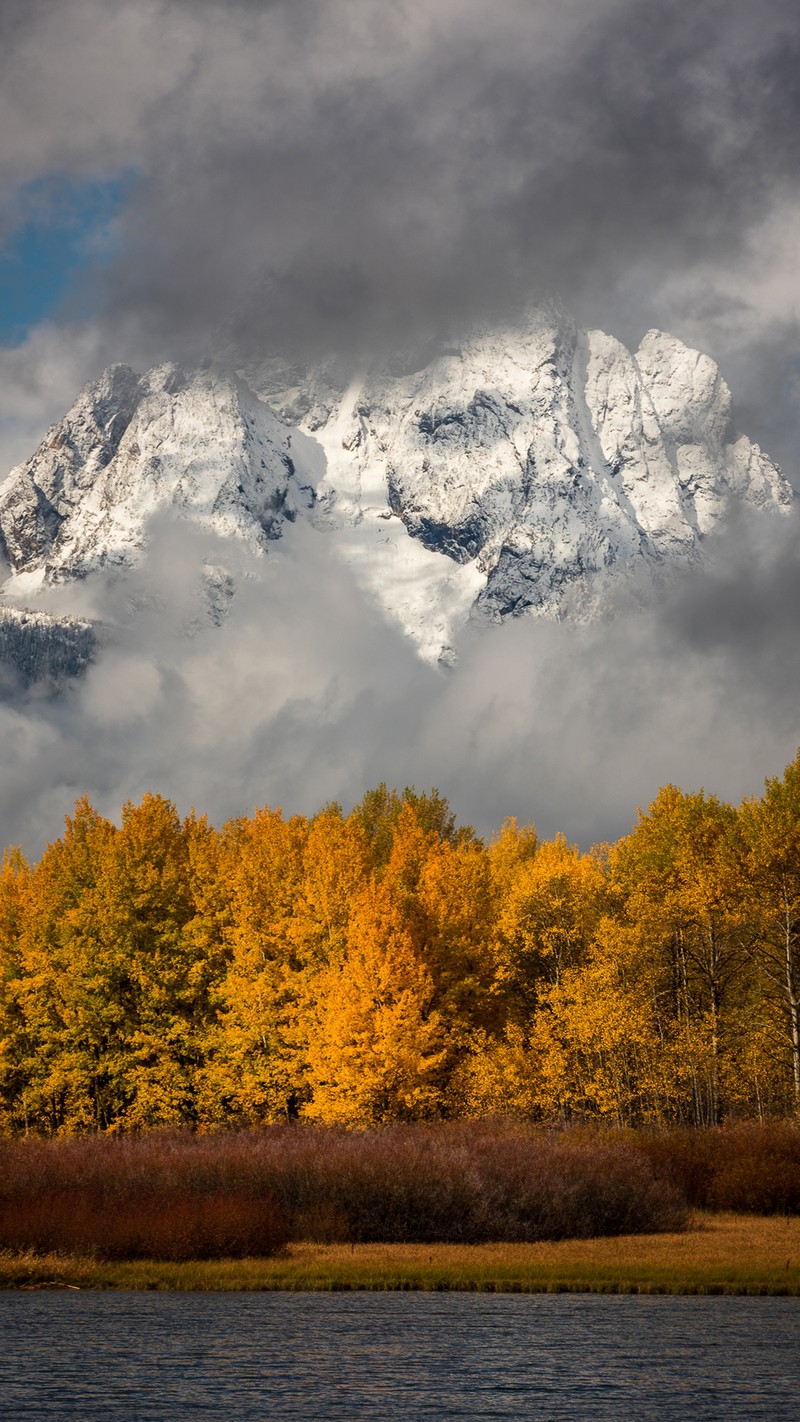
[1,1292,799,1420]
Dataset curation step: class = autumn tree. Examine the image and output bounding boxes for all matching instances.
[289,807,370,969]
[741,753,800,1113]
[352,783,470,873]
[3,763,800,1135]
[200,807,310,1123]
[93,795,225,1128]
[305,881,446,1124]
[0,848,31,1131]
[13,798,117,1131]
[378,802,499,1052]
[490,831,608,1022]
[612,787,753,1124]
[526,917,710,1126]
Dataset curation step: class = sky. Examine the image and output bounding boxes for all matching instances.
[0,174,128,344]
[1,0,800,851]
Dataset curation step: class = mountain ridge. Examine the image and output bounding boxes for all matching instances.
[0,310,791,675]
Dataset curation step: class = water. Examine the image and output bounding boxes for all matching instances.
[1,1292,798,1420]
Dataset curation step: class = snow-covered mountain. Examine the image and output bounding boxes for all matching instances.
[0,309,792,676]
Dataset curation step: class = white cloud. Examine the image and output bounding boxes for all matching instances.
[0,324,106,476]
[2,508,799,857]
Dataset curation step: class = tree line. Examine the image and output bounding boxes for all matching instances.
[1,757,799,1134]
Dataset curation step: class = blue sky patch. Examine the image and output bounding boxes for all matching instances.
[0,173,134,344]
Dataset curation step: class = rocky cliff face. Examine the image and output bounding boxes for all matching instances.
[0,310,792,672]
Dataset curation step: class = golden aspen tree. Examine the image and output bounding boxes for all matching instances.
[15,795,224,1133]
[14,798,117,1131]
[179,810,232,989]
[612,788,753,1124]
[414,835,500,1035]
[530,957,651,1124]
[487,818,538,899]
[0,848,31,1132]
[289,807,370,970]
[376,801,499,1065]
[352,784,467,874]
[491,832,609,1022]
[447,1026,539,1118]
[529,916,716,1125]
[740,751,800,1114]
[84,793,215,1129]
[201,808,310,1122]
[9,770,800,1134]
[305,881,446,1124]
[445,820,542,1119]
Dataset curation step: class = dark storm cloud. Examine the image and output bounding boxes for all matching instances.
[0,0,53,43]
[661,510,800,673]
[87,0,800,364]
[711,327,800,486]
[2,0,799,373]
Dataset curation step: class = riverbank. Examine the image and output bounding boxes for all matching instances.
[2,1214,799,1294]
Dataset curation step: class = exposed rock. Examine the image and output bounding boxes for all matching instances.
[295,312,790,639]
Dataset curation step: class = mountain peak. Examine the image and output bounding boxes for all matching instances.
[0,364,316,592]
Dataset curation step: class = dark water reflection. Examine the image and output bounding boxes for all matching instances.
[1,1292,799,1419]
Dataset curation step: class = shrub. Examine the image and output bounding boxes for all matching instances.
[635,1122,800,1214]
[0,1134,289,1260]
[0,1122,686,1256]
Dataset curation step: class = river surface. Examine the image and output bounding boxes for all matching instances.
[1,1292,798,1419]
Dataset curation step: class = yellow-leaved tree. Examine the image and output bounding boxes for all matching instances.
[305,881,446,1124]
[14,798,117,1131]
[93,795,225,1129]
[0,847,31,1132]
[200,807,310,1123]
[490,831,609,1017]
[612,786,753,1124]
[740,752,800,1114]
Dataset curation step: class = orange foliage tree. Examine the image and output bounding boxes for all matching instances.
[3,758,800,1134]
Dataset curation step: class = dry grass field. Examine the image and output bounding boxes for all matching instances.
[3,1213,799,1294]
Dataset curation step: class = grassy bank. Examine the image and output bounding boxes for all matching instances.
[3,1215,799,1294]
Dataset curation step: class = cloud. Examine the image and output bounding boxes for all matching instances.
[1,1,799,368]
[114,0,800,368]
[0,323,107,474]
[0,320,158,477]
[2,1,799,471]
[2,508,799,858]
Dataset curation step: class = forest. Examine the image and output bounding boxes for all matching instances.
[1,754,800,1137]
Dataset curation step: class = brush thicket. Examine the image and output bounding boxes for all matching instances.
[0,1121,687,1258]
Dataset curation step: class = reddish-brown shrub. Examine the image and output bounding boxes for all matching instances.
[635,1122,800,1214]
[0,1134,289,1259]
[0,1122,686,1255]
